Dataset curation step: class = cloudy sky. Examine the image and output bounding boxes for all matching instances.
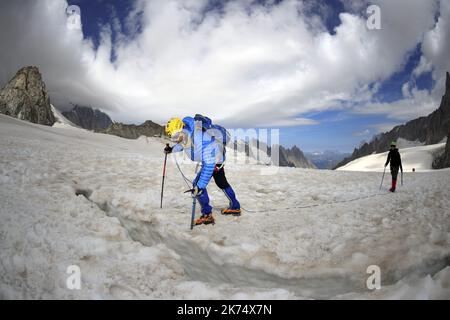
[0,0,449,152]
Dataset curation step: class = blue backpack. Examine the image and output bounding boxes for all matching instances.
[194,114,231,146]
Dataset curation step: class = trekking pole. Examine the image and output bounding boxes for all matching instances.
[379,166,386,190]
[160,143,169,209]
[401,170,403,186]
[190,196,197,230]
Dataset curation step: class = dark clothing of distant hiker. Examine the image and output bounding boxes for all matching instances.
[385,145,403,192]
[385,148,403,168]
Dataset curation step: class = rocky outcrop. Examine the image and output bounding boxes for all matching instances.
[442,130,450,168]
[433,128,450,169]
[279,145,316,169]
[62,105,112,130]
[0,66,55,126]
[335,72,450,169]
[98,120,165,139]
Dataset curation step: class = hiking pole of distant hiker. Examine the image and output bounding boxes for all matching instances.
[401,170,403,186]
[160,143,169,209]
[380,166,386,190]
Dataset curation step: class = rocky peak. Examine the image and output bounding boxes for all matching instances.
[5,66,39,91]
[289,145,302,156]
[446,72,450,91]
[432,72,450,169]
[62,105,112,130]
[0,66,55,125]
[443,71,450,106]
[279,144,316,169]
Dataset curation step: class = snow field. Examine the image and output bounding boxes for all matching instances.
[1,114,450,299]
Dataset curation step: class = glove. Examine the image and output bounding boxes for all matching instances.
[185,186,203,197]
[191,186,203,197]
[164,145,173,154]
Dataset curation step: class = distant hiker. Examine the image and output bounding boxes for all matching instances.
[384,141,403,192]
[164,115,241,226]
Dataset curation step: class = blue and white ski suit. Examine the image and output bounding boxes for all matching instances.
[172,117,240,215]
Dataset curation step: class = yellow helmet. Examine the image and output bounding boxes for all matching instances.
[165,117,184,137]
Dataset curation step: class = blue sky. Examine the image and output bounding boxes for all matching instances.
[68,0,143,61]
[2,0,446,153]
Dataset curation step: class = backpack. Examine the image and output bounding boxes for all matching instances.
[194,114,231,146]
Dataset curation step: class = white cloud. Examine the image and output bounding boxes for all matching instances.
[0,0,447,128]
[412,56,433,78]
[369,122,403,134]
[421,0,450,97]
[352,129,370,137]
[353,0,450,126]
[354,86,438,121]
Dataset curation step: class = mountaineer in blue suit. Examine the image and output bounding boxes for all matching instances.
[164,115,241,226]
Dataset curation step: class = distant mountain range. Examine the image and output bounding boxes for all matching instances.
[97,120,165,139]
[236,139,316,169]
[335,72,450,170]
[61,104,165,138]
[304,150,351,169]
[62,105,112,130]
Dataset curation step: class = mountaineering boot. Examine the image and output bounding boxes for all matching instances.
[221,208,241,216]
[389,179,397,192]
[221,186,241,216]
[195,214,215,226]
